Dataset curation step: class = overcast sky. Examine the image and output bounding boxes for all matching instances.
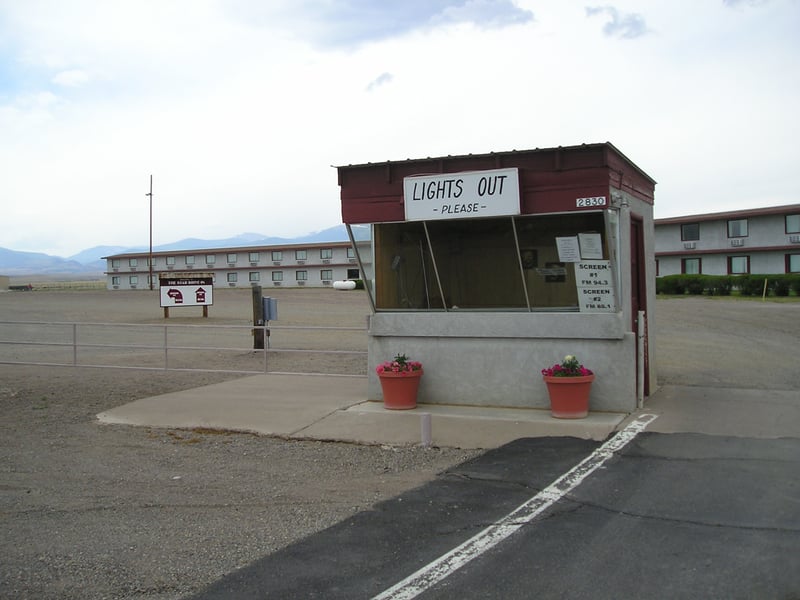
[1,0,798,257]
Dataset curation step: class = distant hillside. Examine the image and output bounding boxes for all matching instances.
[1,225,350,276]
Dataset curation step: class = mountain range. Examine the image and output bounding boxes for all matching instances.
[0,225,350,276]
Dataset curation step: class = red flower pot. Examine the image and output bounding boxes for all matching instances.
[378,370,423,410]
[543,374,594,419]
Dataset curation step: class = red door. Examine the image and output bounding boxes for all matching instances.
[630,216,650,395]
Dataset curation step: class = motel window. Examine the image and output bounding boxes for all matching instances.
[111,276,120,285]
[370,213,607,311]
[147,257,155,267]
[185,255,195,265]
[347,268,360,279]
[681,223,699,241]
[249,272,260,282]
[347,247,356,259]
[227,253,237,263]
[129,275,138,285]
[272,251,282,261]
[249,252,260,263]
[206,254,216,264]
[787,254,800,273]
[320,248,333,260]
[272,271,283,282]
[111,259,120,268]
[166,256,176,265]
[296,270,308,281]
[129,258,138,267]
[295,249,307,260]
[682,258,701,275]
[320,269,333,281]
[727,219,748,238]
[787,214,800,234]
[728,256,749,274]
[227,273,237,283]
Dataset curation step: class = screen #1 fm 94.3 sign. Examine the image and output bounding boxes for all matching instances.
[574,261,616,313]
[159,273,214,307]
[403,167,521,221]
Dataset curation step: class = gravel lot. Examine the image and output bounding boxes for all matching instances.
[1,289,798,599]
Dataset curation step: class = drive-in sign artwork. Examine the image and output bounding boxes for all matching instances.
[159,273,214,307]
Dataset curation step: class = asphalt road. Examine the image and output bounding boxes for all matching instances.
[189,428,800,599]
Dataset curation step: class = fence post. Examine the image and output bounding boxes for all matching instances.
[252,286,264,350]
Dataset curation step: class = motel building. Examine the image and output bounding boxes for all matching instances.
[337,142,658,414]
[103,241,363,291]
[654,204,800,277]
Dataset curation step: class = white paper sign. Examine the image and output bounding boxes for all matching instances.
[578,233,603,259]
[403,168,520,221]
[555,236,581,263]
[574,260,616,312]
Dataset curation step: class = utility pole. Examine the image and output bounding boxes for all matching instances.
[146,175,154,290]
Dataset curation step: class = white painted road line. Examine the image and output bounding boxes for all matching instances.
[373,413,659,600]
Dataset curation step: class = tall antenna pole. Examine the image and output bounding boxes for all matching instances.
[146,175,154,290]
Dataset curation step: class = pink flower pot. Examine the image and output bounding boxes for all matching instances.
[543,374,594,419]
[378,370,423,410]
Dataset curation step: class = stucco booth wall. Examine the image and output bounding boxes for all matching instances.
[368,312,637,413]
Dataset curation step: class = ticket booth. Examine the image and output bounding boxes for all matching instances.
[337,142,656,413]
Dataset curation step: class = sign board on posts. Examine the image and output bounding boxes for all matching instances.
[159,272,214,308]
[403,168,520,222]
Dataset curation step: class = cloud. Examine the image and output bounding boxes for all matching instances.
[233,0,534,48]
[366,72,394,91]
[433,0,535,29]
[723,0,769,6]
[585,6,649,39]
[51,69,89,87]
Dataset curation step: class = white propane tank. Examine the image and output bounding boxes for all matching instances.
[333,280,357,290]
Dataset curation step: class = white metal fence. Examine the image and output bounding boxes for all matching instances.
[0,320,368,376]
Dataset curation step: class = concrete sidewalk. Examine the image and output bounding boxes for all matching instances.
[96,373,627,449]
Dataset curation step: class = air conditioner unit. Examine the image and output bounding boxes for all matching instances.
[348,259,357,264]
[131,267,137,271]
[322,280,331,286]
[186,264,194,268]
[683,242,696,249]
[297,280,306,286]
[112,285,119,290]
[167,265,174,270]
[297,260,306,265]
[228,263,236,267]
[250,262,257,266]
[273,261,281,266]
[113,268,118,272]
[130,285,137,289]
[322,259,331,264]
[730,238,745,247]
[789,235,800,243]
[273,281,282,286]
[228,282,236,286]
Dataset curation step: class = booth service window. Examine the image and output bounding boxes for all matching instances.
[366,213,609,311]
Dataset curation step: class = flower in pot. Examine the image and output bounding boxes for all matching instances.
[376,354,423,410]
[541,355,594,419]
